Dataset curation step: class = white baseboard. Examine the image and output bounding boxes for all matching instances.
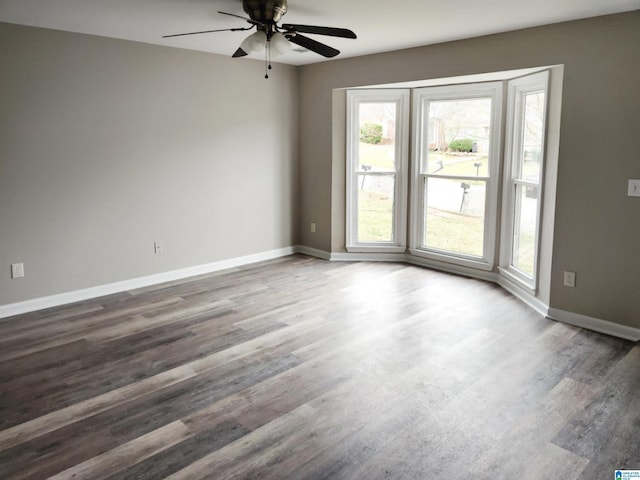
[406,255,498,283]
[297,248,402,264]
[498,275,549,318]
[330,252,405,262]
[3,245,637,342]
[295,245,332,260]
[321,251,637,341]
[328,251,497,285]
[0,246,296,319]
[548,308,640,342]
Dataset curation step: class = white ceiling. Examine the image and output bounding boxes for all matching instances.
[1,0,638,65]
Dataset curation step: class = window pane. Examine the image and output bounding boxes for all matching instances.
[520,91,545,182]
[358,103,397,173]
[512,184,538,276]
[426,98,492,177]
[358,174,396,242]
[424,177,485,257]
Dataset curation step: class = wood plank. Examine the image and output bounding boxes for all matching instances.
[48,421,191,480]
[519,443,590,480]
[470,377,598,477]
[0,255,637,479]
[105,419,249,480]
[0,364,197,451]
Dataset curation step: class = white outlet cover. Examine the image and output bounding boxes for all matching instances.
[11,263,25,279]
[628,179,640,197]
[563,271,576,287]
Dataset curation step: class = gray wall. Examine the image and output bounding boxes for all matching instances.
[2,12,639,330]
[0,22,299,305]
[297,11,640,328]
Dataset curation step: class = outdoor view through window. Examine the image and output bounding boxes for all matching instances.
[357,102,398,243]
[511,90,545,277]
[422,97,492,258]
[347,71,550,289]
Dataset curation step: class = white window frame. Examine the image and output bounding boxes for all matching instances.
[499,71,549,293]
[346,89,410,252]
[409,82,503,271]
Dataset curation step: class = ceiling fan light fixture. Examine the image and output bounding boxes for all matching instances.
[269,32,291,56]
[240,30,267,53]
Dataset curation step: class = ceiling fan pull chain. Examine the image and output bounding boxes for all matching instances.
[265,43,269,79]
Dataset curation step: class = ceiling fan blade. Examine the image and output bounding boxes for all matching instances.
[163,27,250,38]
[218,11,264,26]
[232,47,249,58]
[281,24,357,39]
[287,34,340,58]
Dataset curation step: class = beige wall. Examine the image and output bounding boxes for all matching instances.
[2,12,639,330]
[0,22,299,305]
[297,11,640,328]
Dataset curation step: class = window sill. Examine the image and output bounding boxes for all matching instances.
[409,248,494,272]
[498,267,537,296]
[346,245,407,254]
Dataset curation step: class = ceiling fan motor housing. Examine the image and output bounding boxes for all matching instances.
[243,0,288,24]
[163,0,354,61]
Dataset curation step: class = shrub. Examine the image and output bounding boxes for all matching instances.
[449,138,474,152]
[360,123,383,144]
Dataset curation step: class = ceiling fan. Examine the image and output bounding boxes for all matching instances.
[163,0,357,77]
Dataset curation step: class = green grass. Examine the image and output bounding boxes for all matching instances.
[358,191,536,272]
[358,146,542,182]
[428,152,542,182]
[358,190,394,242]
[357,190,487,254]
[512,233,535,276]
[428,152,488,178]
[358,142,395,171]
[425,208,484,257]
[356,147,538,271]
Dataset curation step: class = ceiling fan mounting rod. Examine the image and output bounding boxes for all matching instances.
[243,0,288,25]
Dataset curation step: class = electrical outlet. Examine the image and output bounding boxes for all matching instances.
[563,271,576,288]
[11,263,25,279]
[310,222,317,233]
[628,179,640,197]
[153,241,163,254]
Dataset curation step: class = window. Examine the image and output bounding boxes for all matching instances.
[410,83,503,270]
[344,71,552,289]
[346,90,409,252]
[500,72,549,291]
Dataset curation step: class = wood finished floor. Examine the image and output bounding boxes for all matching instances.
[0,254,638,479]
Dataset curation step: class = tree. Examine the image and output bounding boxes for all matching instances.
[360,123,383,144]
